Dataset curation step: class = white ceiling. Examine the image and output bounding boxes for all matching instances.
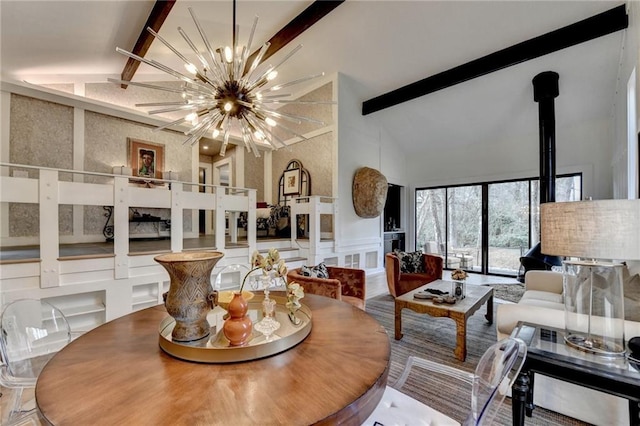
[0,1,626,156]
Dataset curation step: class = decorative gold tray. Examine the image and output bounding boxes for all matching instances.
[158,294,312,363]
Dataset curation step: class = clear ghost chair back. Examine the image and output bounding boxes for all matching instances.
[0,299,71,382]
[0,299,71,422]
[213,264,251,290]
[464,337,527,425]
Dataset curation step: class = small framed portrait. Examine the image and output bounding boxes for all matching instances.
[283,168,301,196]
[128,138,164,179]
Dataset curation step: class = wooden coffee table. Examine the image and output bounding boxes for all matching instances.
[394,280,493,361]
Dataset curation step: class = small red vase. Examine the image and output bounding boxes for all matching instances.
[223,292,253,346]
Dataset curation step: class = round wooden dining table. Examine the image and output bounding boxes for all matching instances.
[35,294,390,425]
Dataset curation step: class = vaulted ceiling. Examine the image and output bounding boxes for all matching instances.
[0,1,626,156]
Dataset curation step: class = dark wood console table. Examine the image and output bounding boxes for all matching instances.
[103,206,170,241]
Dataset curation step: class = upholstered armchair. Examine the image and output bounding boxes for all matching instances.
[286,266,367,310]
[385,252,444,297]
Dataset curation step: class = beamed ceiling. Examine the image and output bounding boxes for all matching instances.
[0,1,627,156]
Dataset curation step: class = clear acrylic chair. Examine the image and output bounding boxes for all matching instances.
[0,299,71,424]
[213,263,252,290]
[363,337,527,426]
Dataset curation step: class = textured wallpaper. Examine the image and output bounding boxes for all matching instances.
[84,111,189,176]
[10,95,74,170]
[271,131,334,232]
[9,95,74,236]
[272,82,333,142]
[83,111,193,235]
[270,82,334,201]
[7,80,335,238]
[272,132,333,200]
[244,147,265,202]
[7,95,195,237]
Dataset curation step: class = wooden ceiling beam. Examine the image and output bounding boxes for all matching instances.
[244,0,344,75]
[362,4,628,115]
[120,0,177,89]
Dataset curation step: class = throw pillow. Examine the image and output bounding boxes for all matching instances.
[301,262,329,279]
[394,250,425,274]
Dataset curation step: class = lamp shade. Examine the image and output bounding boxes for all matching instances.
[541,199,640,261]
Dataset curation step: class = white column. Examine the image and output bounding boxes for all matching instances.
[308,196,322,265]
[170,186,183,253]
[1,91,11,239]
[39,170,60,288]
[247,189,257,257]
[215,189,226,251]
[113,176,130,279]
[73,107,85,240]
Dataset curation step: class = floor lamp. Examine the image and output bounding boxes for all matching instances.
[541,199,640,357]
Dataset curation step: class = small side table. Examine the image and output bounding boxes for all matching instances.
[510,322,640,426]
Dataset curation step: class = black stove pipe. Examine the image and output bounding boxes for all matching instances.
[533,71,559,204]
[518,72,561,282]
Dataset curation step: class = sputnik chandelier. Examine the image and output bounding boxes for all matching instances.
[111,1,331,157]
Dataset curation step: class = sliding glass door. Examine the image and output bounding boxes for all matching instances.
[447,185,481,272]
[416,187,446,257]
[487,181,529,275]
[416,173,582,277]
[416,186,481,272]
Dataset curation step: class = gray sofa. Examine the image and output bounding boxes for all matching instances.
[496,268,640,425]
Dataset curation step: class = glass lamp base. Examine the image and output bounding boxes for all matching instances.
[563,260,626,358]
[564,333,625,357]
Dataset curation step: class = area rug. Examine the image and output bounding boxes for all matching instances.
[365,294,586,425]
[483,282,525,303]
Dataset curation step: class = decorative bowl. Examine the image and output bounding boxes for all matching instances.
[217,290,255,310]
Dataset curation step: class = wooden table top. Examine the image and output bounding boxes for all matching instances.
[35,294,390,426]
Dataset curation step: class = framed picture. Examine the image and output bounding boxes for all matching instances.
[283,168,301,195]
[128,138,164,179]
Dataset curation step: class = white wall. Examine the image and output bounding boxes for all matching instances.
[407,106,612,202]
[336,74,408,259]
[612,1,640,199]
[335,61,615,255]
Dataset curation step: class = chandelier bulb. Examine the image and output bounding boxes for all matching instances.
[185,112,198,124]
[224,102,233,112]
[212,129,220,139]
[224,46,233,63]
[185,63,198,75]
[266,70,278,81]
[265,117,277,127]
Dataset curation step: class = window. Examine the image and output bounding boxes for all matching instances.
[416,173,581,277]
